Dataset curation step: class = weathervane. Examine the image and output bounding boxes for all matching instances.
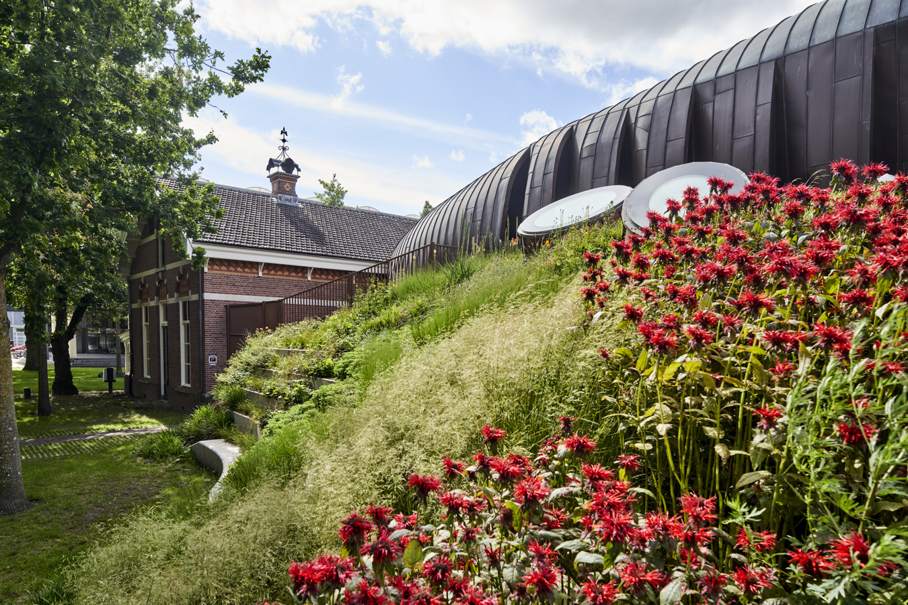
[266,127,301,174]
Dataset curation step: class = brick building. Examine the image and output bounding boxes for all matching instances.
[124,160,416,410]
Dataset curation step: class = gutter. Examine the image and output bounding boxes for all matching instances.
[198,258,206,406]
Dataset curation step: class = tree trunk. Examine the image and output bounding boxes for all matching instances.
[37,337,51,416]
[0,257,31,515]
[23,330,40,371]
[50,291,90,397]
[115,326,122,377]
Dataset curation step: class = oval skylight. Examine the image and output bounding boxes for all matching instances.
[622,162,749,233]
[518,185,633,237]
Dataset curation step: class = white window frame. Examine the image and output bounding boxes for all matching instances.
[180,300,191,386]
[159,303,168,398]
[142,306,150,378]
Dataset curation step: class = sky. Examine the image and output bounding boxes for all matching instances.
[184,0,816,217]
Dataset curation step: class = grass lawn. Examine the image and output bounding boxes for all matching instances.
[14,393,186,439]
[1,393,210,603]
[12,366,124,394]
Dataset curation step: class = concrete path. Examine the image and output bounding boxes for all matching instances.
[20,425,169,447]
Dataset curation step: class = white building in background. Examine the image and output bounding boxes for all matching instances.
[6,307,25,348]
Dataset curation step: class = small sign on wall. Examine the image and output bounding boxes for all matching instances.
[208,353,217,368]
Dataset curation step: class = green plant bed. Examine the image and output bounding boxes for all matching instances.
[12,366,124,394]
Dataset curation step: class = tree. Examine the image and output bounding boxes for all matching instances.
[315,174,347,207]
[0,0,269,515]
[421,200,433,218]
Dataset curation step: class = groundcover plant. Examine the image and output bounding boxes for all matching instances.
[272,161,907,605]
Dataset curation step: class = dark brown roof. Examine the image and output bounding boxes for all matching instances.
[176,181,417,263]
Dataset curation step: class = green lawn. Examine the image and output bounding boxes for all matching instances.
[14,393,186,439]
[12,366,123,394]
[1,393,210,603]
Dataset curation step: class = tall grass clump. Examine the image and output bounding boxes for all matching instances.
[134,404,233,462]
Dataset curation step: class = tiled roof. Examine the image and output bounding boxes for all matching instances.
[167,180,418,263]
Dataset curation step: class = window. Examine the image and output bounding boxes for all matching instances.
[158,230,166,268]
[142,306,150,378]
[180,300,191,386]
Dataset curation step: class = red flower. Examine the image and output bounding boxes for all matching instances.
[615,454,641,472]
[514,476,550,510]
[366,504,395,525]
[481,425,507,445]
[563,434,597,456]
[522,563,559,598]
[730,290,775,316]
[812,323,853,352]
[683,325,714,349]
[753,405,783,431]
[527,540,558,562]
[583,251,602,266]
[736,527,777,553]
[733,565,772,594]
[339,512,373,550]
[831,158,858,183]
[619,560,663,594]
[698,569,727,597]
[442,457,465,478]
[862,162,889,181]
[421,555,453,585]
[788,548,835,578]
[407,474,442,499]
[834,421,877,446]
[345,580,387,605]
[582,463,615,485]
[581,579,620,605]
[623,304,644,323]
[361,529,402,566]
[831,531,871,567]
[768,360,795,377]
[559,415,576,435]
[678,492,717,527]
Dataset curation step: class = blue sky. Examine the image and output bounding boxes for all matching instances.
[184,0,814,216]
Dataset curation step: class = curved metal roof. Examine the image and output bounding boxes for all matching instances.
[395,0,908,257]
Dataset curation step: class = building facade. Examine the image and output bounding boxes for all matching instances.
[124,168,416,410]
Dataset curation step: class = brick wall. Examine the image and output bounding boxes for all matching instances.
[128,224,352,410]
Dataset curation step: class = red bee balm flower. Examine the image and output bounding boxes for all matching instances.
[753,406,783,430]
[788,548,835,578]
[514,477,550,510]
[406,474,442,499]
[733,566,772,594]
[339,512,373,550]
[622,304,644,323]
[615,454,641,472]
[831,531,871,567]
[581,580,620,605]
[481,425,506,445]
[522,563,559,597]
[563,434,597,456]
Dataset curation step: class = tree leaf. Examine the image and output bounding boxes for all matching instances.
[659,577,686,605]
[403,539,424,567]
[574,551,604,568]
[735,471,772,489]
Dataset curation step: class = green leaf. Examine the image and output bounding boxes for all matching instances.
[659,577,685,605]
[403,539,424,567]
[871,501,905,514]
[574,551,604,568]
[735,471,772,489]
[683,359,702,373]
[875,302,892,320]
[629,487,656,499]
[636,349,649,373]
[662,362,682,382]
[389,529,412,541]
[715,443,730,462]
[699,372,716,390]
[555,539,589,552]
[614,347,634,360]
[656,423,672,436]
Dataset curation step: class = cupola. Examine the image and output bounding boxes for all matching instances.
[266,127,301,205]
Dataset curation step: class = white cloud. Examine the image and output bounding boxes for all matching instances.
[376,40,392,56]
[183,110,458,212]
[330,65,365,110]
[519,109,559,147]
[449,149,464,162]
[246,82,515,148]
[465,113,472,123]
[603,76,661,106]
[413,154,434,169]
[197,0,815,88]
